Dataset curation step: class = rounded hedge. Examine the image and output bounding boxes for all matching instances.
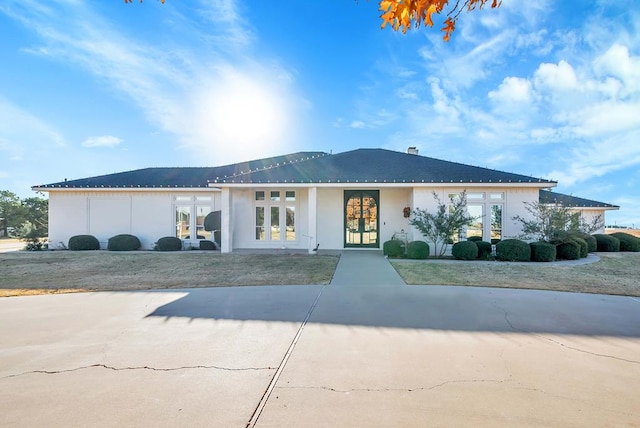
[476,241,493,260]
[383,239,404,258]
[573,237,588,258]
[609,232,640,252]
[594,234,620,252]
[156,236,182,251]
[467,236,483,242]
[406,240,429,259]
[529,241,556,262]
[556,240,581,260]
[107,234,141,251]
[199,240,217,250]
[578,233,598,253]
[68,234,100,251]
[452,241,478,260]
[491,238,501,245]
[496,239,531,262]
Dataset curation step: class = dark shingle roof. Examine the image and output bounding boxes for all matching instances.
[34,152,326,189]
[539,190,619,209]
[212,149,555,185]
[35,148,555,189]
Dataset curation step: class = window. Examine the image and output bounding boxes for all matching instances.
[195,205,212,240]
[467,192,485,200]
[256,207,265,240]
[174,195,213,241]
[467,205,484,239]
[255,190,296,243]
[175,206,191,239]
[491,204,503,241]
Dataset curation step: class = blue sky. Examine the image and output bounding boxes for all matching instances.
[1,0,639,226]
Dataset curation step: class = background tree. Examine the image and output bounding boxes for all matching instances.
[0,190,25,237]
[21,196,49,236]
[125,0,501,41]
[513,201,604,242]
[0,191,48,239]
[409,191,477,257]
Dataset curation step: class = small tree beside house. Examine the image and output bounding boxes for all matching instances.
[409,191,477,257]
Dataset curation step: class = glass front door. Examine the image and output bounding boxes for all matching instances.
[344,190,379,248]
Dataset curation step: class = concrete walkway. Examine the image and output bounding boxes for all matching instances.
[1,251,639,427]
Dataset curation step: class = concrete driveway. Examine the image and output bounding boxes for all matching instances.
[1,251,639,427]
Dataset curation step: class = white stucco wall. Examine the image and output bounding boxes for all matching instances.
[410,186,541,247]
[48,190,221,250]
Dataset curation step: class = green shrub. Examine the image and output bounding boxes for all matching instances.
[496,239,531,262]
[573,237,588,258]
[406,240,429,259]
[556,240,581,260]
[199,240,217,250]
[68,234,100,251]
[452,241,478,260]
[155,236,182,251]
[476,241,492,260]
[107,234,141,251]
[581,234,597,253]
[491,238,501,245]
[594,234,620,252]
[609,232,640,252]
[529,241,556,262]
[467,236,483,242]
[383,239,404,258]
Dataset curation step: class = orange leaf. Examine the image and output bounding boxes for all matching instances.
[441,17,455,42]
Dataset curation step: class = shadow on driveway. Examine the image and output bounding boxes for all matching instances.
[146,284,640,338]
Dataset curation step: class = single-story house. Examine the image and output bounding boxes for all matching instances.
[33,148,618,252]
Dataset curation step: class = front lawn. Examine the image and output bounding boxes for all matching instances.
[391,252,640,297]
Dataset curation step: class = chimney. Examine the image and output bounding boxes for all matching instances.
[407,146,419,155]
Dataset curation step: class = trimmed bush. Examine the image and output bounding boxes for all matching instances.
[155,236,182,251]
[467,236,483,242]
[383,239,404,258]
[476,241,492,260]
[581,234,598,253]
[491,238,501,245]
[452,241,478,260]
[199,240,218,250]
[406,240,430,259]
[609,232,640,252]
[573,237,588,258]
[496,239,531,262]
[68,234,100,251]
[556,240,581,260]
[107,234,141,251]
[530,241,556,262]
[594,234,620,252]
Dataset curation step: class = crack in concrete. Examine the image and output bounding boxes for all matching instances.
[276,378,515,393]
[2,363,275,379]
[494,303,640,365]
[513,385,636,417]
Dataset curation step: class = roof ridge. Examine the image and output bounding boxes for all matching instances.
[213,152,331,181]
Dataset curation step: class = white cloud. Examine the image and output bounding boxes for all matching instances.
[81,135,122,148]
[350,121,365,129]
[533,60,578,91]
[594,44,640,95]
[488,77,533,104]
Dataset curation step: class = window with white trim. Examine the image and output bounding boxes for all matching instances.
[174,195,213,240]
[255,190,296,242]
